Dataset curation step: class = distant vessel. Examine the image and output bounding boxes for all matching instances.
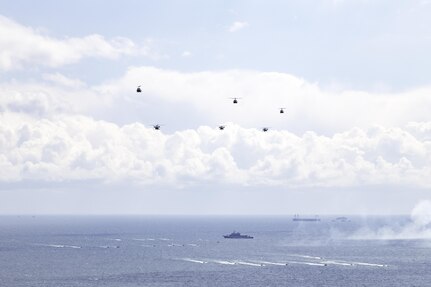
[332,217,349,222]
[223,231,253,239]
[292,214,321,222]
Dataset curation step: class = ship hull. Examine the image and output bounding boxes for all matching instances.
[292,218,320,222]
[223,236,253,239]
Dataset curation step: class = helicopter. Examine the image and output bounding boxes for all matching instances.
[136,85,142,93]
[230,97,242,104]
[218,125,226,130]
[152,124,163,130]
[279,108,286,114]
[262,127,270,132]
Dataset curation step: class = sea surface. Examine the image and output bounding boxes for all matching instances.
[0,215,430,287]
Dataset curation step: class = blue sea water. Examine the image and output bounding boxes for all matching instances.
[0,216,430,287]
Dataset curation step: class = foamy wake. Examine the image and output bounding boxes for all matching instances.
[212,260,236,265]
[286,260,326,267]
[141,244,156,247]
[166,243,199,247]
[179,257,387,268]
[234,261,264,267]
[256,261,286,266]
[168,243,184,247]
[320,260,352,266]
[289,254,386,268]
[182,258,207,264]
[36,243,81,249]
[290,254,322,260]
[350,261,387,267]
[98,245,120,249]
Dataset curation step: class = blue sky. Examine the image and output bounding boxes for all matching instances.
[2,0,431,89]
[0,0,430,214]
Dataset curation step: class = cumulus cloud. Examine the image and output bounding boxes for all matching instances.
[3,65,431,136]
[102,66,431,134]
[42,73,86,88]
[0,80,114,117]
[1,66,431,191]
[228,21,249,32]
[1,111,430,189]
[0,88,61,116]
[2,65,431,135]
[0,15,150,70]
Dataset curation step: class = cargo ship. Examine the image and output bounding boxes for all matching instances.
[223,231,254,239]
[292,214,321,222]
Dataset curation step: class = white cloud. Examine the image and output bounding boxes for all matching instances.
[228,21,249,32]
[181,51,192,57]
[0,80,113,117]
[42,73,86,88]
[0,15,150,70]
[102,67,431,134]
[1,111,430,189]
[2,66,431,135]
[1,66,431,191]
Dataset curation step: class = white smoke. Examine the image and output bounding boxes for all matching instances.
[411,200,431,228]
[350,200,431,240]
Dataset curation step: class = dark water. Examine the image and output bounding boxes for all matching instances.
[1,216,430,287]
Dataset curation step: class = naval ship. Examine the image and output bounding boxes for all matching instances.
[223,231,254,239]
[292,214,321,222]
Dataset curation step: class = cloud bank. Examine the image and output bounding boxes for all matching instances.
[2,65,431,134]
[0,15,148,70]
[104,67,431,134]
[1,111,430,189]
[0,63,430,194]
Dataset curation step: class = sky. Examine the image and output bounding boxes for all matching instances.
[0,0,430,215]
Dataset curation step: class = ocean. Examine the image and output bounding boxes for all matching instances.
[0,215,430,286]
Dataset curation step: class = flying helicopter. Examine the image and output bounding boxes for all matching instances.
[136,85,142,93]
[262,127,270,132]
[229,97,242,104]
[152,124,163,130]
[218,125,226,130]
[279,108,286,114]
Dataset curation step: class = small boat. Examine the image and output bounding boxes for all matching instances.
[223,231,253,239]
